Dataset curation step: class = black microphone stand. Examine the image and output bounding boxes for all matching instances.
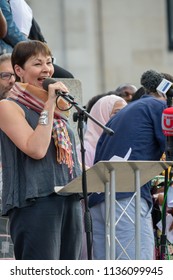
[160,91,173,259]
[56,92,114,260]
[160,168,168,260]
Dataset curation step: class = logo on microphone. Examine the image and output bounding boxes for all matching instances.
[162,109,173,136]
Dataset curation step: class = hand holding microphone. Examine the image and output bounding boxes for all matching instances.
[42,77,75,112]
[43,78,74,101]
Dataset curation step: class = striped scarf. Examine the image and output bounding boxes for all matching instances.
[9,82,74,176]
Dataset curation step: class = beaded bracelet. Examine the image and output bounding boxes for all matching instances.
[38,110,49,125]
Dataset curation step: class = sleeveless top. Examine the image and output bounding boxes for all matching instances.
[0,100,81,215]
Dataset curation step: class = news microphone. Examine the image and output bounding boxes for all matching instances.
[140,70,164,93]
[162,106,173,160]
[42,77,74,100]
[162,107,173,136]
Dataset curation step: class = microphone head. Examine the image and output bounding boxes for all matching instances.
[162,107,173,136]
[42,77,71,118]
[140,70,164,93]
[42,77,56,91]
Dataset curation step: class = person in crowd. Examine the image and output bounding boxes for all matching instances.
[84,91,116,124]
[0,53,15,259]
[10,0,33,38]
[114,83,137,103]
[83,89,127,127]
[0,40,82,260]
[77,94,127,259]
[0,0,27,55]
[77,94,127,167]
[10,0,74,78]
[0,53,15,99]
[154,179,173,222]
[151,176,173,258]
[0,7,7,38]
[88,70,167,260]
[85,93,108,115]
[0,0,74,78]
[161,72,173,84]
[130,86,146,102]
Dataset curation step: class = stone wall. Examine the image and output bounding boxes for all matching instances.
[27,0,173,106]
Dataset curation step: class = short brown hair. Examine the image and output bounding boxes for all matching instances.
[11,40,52,69]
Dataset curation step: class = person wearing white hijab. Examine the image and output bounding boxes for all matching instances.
[77,94,127,168]
[77,94,127,259]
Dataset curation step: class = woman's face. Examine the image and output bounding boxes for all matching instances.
[110,100,127,117]
[15,53,54,88]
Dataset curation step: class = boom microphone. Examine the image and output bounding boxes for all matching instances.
[42,77,74,100]
[140,70,164,93]
[162,107,173,160]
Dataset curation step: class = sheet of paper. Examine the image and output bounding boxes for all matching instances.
[54,186,64,193]
[109,147,132,161]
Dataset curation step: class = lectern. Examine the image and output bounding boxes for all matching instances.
[55,161,172,259]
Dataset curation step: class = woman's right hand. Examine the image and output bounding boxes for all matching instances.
[46,81,69,109]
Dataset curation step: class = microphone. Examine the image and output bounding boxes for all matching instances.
[162,107,173,136]
[42,77,74,100]
[140,69,164,93]
[162,107,173,160]
[43,78,114,136]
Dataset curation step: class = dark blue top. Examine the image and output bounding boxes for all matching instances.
[88,95,167,208]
